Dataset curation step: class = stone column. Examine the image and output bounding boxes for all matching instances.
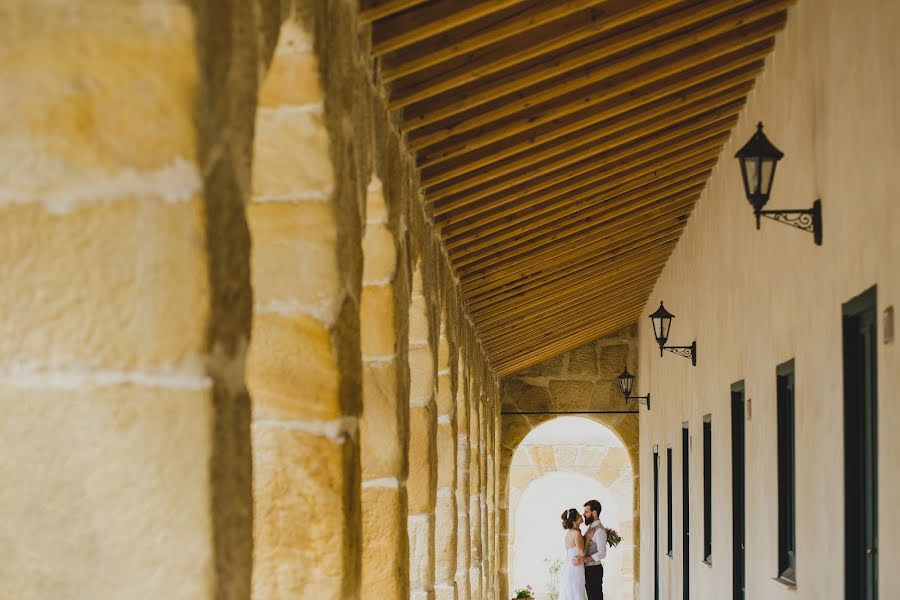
[408,268,437,600]
[434,326,458,600]
[468,397,483,599]
[455,363,472,600]
[498,441,517,600]
[360,178,409,600]
[248,19,362,600]
[0,3,257,598]
[485,402,496,599]
[480,399,490,598]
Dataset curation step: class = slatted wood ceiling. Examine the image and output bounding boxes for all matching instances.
[361,0,791,376]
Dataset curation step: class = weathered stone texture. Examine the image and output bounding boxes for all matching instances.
[409,404,437,513]
[362,486,408,599]
[253,425,357,600]
[361,360,404,478]
[253,107,333,197]
[0,387,213,600]
[567,344,598,375]
[248,312,339,421]
[501,379,551,412]
[0,200,209,370]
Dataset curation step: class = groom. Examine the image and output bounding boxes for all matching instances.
[582,499,606,600]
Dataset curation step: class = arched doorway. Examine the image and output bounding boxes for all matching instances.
[508,417,635,600]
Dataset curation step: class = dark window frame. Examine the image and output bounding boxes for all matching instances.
[682,424,691,600]
[703,414,713,563]
[777,360,797,583]
[653,445,660,600]
[667,446,674,556]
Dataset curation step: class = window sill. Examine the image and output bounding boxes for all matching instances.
[702,559,712,567]
[773,576,797,590]
[666,552,673,559]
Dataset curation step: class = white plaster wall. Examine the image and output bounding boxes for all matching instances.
[637,1,900,599]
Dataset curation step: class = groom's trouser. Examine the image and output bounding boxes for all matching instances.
[585,564,604,600]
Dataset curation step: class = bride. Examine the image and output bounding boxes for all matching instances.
[558,508,587,600]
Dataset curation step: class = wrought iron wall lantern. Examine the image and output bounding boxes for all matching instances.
[617,368,650,410]
[649,301,697,366]
[735,122,823,246]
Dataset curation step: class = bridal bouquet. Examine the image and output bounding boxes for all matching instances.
[606,528,623,548]
[513,585,534,599]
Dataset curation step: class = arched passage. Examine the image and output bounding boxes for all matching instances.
[498,332,641,600]
[508,418,635,600]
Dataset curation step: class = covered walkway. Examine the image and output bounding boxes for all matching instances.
[1,2,898,600]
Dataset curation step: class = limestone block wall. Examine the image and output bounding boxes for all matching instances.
[408,266,437,600]
[2,1,501,599]
[0,2,263,598]
[434,319,459,600]
[636,1,900,599]
[499,327,641,600]
[242,2,501,600]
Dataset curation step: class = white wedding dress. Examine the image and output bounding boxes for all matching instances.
[559,544,587,600]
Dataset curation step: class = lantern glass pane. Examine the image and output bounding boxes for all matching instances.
[745,156,761,195]
[660,316,672,343]
[621,376,633,397]
[760,157,776,196]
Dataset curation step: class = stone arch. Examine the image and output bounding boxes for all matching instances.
[507,418,636,600]
[500,413,639,600]
[498,329,641,600]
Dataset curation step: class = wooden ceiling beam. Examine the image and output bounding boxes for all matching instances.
[360,0,428,23]
[462,206,695,312]
[422,59,763,188]
[427,98,741,208]
[439,143,722,241]
[482,286,654,350]
[458,197,695,282]
[422,47,772,179]
[433,118,733,220]
[481,286,655,350]
[476,260,668,336]
[467,235,680,312]
[493,313,641,375]
[409,14,784,156]
[372,0,525,57]
[436,108,736,229]
[470,245,678,328]
[380,0,610,82]
[463,225,684,306]
[488,307,645,363]
[444,154,718,252]
[425,82,749,200]
[405,0,777,132]
[388,0,683,109]
[451,173,707,269]
[489,307,643,361]
[461,215,691,298]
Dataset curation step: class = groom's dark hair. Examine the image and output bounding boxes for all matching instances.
[584,499,602,514]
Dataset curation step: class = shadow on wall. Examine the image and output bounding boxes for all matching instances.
[509,418,634,600]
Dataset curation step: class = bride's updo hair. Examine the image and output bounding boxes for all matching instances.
[561,508,579,530]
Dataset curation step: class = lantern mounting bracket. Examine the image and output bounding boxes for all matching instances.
[660,341,697,366]
[755,199,823,246]
[625,394,651,410]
